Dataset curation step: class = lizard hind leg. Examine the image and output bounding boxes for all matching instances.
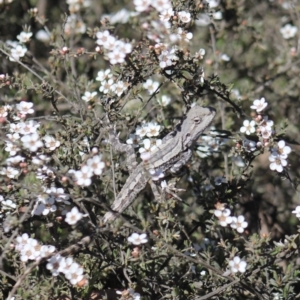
[150,177,185,204]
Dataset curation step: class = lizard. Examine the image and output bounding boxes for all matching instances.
[102,105,216,223]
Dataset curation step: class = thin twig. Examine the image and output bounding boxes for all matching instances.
[194,278,240,300]
[0,46,69,104]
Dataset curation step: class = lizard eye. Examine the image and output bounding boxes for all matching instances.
[194,117,201,124]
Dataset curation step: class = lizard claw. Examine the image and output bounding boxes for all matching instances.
[161,180,185,201]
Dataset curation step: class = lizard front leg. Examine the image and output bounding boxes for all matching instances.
[108,128,138,172]
[151,150,192,202]
[170,149,192,174]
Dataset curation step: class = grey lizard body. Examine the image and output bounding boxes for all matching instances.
[103,106,216,223]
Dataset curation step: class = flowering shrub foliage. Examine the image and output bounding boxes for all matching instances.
[1,0,300,299]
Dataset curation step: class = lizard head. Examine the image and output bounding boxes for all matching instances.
[181,106,216,148]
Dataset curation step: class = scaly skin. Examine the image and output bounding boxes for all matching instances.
[102,106,216,223]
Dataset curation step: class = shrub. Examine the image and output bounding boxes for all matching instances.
[1,1,300,299]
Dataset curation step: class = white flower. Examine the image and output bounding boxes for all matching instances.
[15,233,30,251]
[16,101,34,115]
[213,11,222,20]
[101,8,137,25]
[32,153,49,165]
[64,15,86,34]
[250,97,268,112]
[20,239,42,262]
[281,1,295,10]
[65,207,84,225]
[240,120,256,135]
[260,126,272,139]
[178,11,191,23]
[99,78,115,94]
[159,8,174,22]
[6,155,25,165]
[139,138,162,155]
[153,0,172,12]
[195,13,211,26]
[81,91,97,102]
[115,40,132,54]
[158,48,178,68]
[5,141,20,156]
[146,122,161,137]
[292,206,300,218]
[129,288,141,300]
[96,30,111,45]
[19,120,40,135]
[0,167,19,179]
[280,24,298,39]
[198,48,206,58]
[214,176,227,186]
[65,264,84,285]
[19,244,35,262]
[143,78,159,94]
[110,80,128,96]
[75,165,93,186]
[35,29,50,42]
[33,194,57,216]
[102,35,116,51]
[207,0,220,8]
[272,140,291,159]
[17,31,33,43]
[116,288,141,300]
[177,27,193,42]
[230,216,248,233]
[214,208,232,227]
[220,53,230,61]
[157,95,171,106]
[96,69,113,82]
[46,187,70,204]
[259,115,274,129]
[59,256,74,274]
[1,199,17,210]
[108,49,126,64]
[272,293,283,300]
[7,132,20,142]
[133,0,151,12]
[7,40,19,48]
[9,123,22,134]
[269,153,287,172]
[243,139,256,152]
[0,105,12,117]
[9,45,27,61]
[21,133,43,152]
[36,166,55,181]
[128,233,148,245]
[67,0,91,11]
[86,155,105,175]
[40,245,56,258]
[231,89,240,99]
[44,135,60,150]
[136,123,149,137]
[139,138,152,155]
[46,254,64,276]
[228,256,247,273]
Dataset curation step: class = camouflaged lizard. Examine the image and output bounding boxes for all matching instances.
[103,106,216,223]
